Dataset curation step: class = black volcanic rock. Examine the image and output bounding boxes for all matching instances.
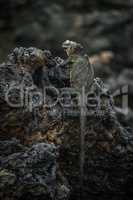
[0,47,133,200]
[60,114,133,200]
[0,139,69,200]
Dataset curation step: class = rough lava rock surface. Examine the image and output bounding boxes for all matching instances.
[0,141,57,199]
[0,47,133,200]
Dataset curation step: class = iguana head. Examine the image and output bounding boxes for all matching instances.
[62,40,83,56]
